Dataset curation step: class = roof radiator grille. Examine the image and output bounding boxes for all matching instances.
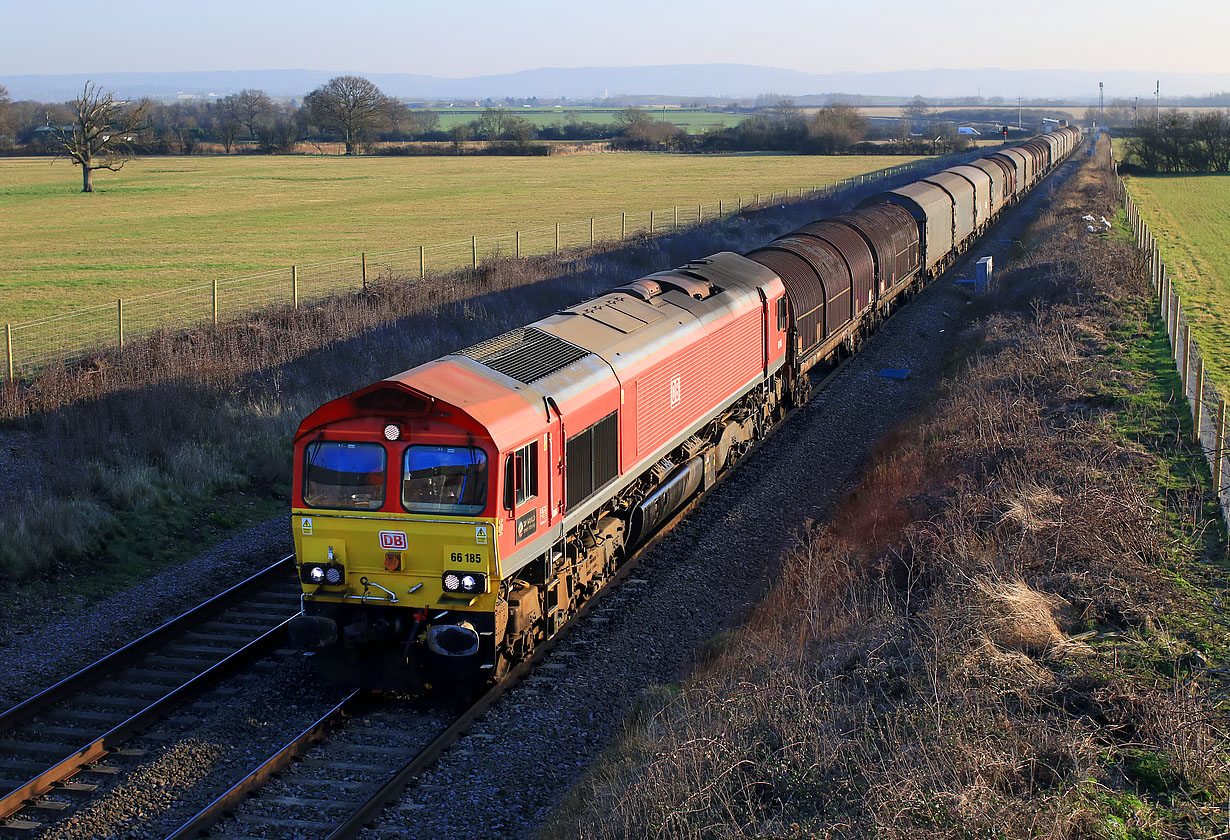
[460,327,590,384]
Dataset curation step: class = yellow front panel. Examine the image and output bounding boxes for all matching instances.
[292,509,499,612]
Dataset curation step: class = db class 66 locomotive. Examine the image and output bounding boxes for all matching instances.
[287,127,1081,691]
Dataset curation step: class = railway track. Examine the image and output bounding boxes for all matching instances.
[0,556,300,835]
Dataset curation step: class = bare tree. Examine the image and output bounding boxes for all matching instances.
[808,103,867,153]
[474,107,510,141]
[303,76,393,154]
[902,95,932,131]
[48,82,149,193]
[225,89,273,139]
[614,107,654,132]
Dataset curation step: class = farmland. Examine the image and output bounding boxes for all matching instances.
[1124,173,1230,387]
[0,151,923,325]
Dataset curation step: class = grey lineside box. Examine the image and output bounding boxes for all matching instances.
[976,256,993,293]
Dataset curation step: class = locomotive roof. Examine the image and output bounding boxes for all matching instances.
[446,251,777,422]
[295,252,779,451]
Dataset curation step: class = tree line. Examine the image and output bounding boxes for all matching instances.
[610,99,973,155]
[1123,109,1230,173]
[0,78,980,161]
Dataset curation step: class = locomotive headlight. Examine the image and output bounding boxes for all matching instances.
[301,563,345,586]
[441,571,486,594]
[384,424,401,441]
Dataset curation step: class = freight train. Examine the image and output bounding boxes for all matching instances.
[287,126,1081,690]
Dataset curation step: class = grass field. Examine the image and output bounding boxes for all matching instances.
[1123,173,1230,388]
[0,152,923,325]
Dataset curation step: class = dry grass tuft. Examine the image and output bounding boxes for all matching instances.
[970,579,1068,656]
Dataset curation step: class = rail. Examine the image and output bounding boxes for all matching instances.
[0,555,299,829]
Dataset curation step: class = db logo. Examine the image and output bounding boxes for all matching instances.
[379,531,408,551]
[670,376,681,407]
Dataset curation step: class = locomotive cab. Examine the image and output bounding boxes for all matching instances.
[288,364,543,691]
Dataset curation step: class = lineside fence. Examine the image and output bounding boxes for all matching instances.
[1112,155,1230,529]
[2,151,976,382]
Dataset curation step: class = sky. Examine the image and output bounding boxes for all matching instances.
[3,0,1228,77]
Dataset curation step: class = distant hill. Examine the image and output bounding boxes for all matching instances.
[4,65,1228,103]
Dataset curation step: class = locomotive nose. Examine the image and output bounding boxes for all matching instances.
[425,621,480,657]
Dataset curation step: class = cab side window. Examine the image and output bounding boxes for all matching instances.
[514,441,538,505]
[776,296,788,331]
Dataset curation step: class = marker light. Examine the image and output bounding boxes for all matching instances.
[384,424,401,441]
[310,566,325,583]
[443,572,461,591]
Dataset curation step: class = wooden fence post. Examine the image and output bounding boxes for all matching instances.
[697,204,702,224]
[1182,323,1191,398]
[292,266,298,309]
[516,230,521,259]
[650,210,655,233]
[212,278,218,324]
[472,235,477,270]
[737,196,742,212]
[1216,399,1227,495]
[590,218,594,247]
[1162,272,1169,323]
[419,246,425,279]
[674,206,678,229]
[1193,357,1204,444]
[5,324,12,383]
[1172,294,1180,359]
[719,199,724,217]
[621,213,626,239]
[361,252,367,291]
[555,223,560,254]
[117,298,124,348]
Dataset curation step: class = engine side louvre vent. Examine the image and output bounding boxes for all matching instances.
[460,327,591,384]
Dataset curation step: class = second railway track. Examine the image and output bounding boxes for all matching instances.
[0,557,302,836]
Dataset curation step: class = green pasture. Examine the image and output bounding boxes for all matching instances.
[1125,173,1230,388]
[0,152,922,325]
[429,108,739,133]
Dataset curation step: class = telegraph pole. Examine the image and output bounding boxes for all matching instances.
[1017,96,1021,130]
[1099,82,1104,127]
[1155,79,1160,127]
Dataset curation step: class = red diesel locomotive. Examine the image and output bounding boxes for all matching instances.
[288,127,1081,690]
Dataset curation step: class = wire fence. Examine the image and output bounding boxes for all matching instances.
[1112,153,1230,531]
[2,152,981,382]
